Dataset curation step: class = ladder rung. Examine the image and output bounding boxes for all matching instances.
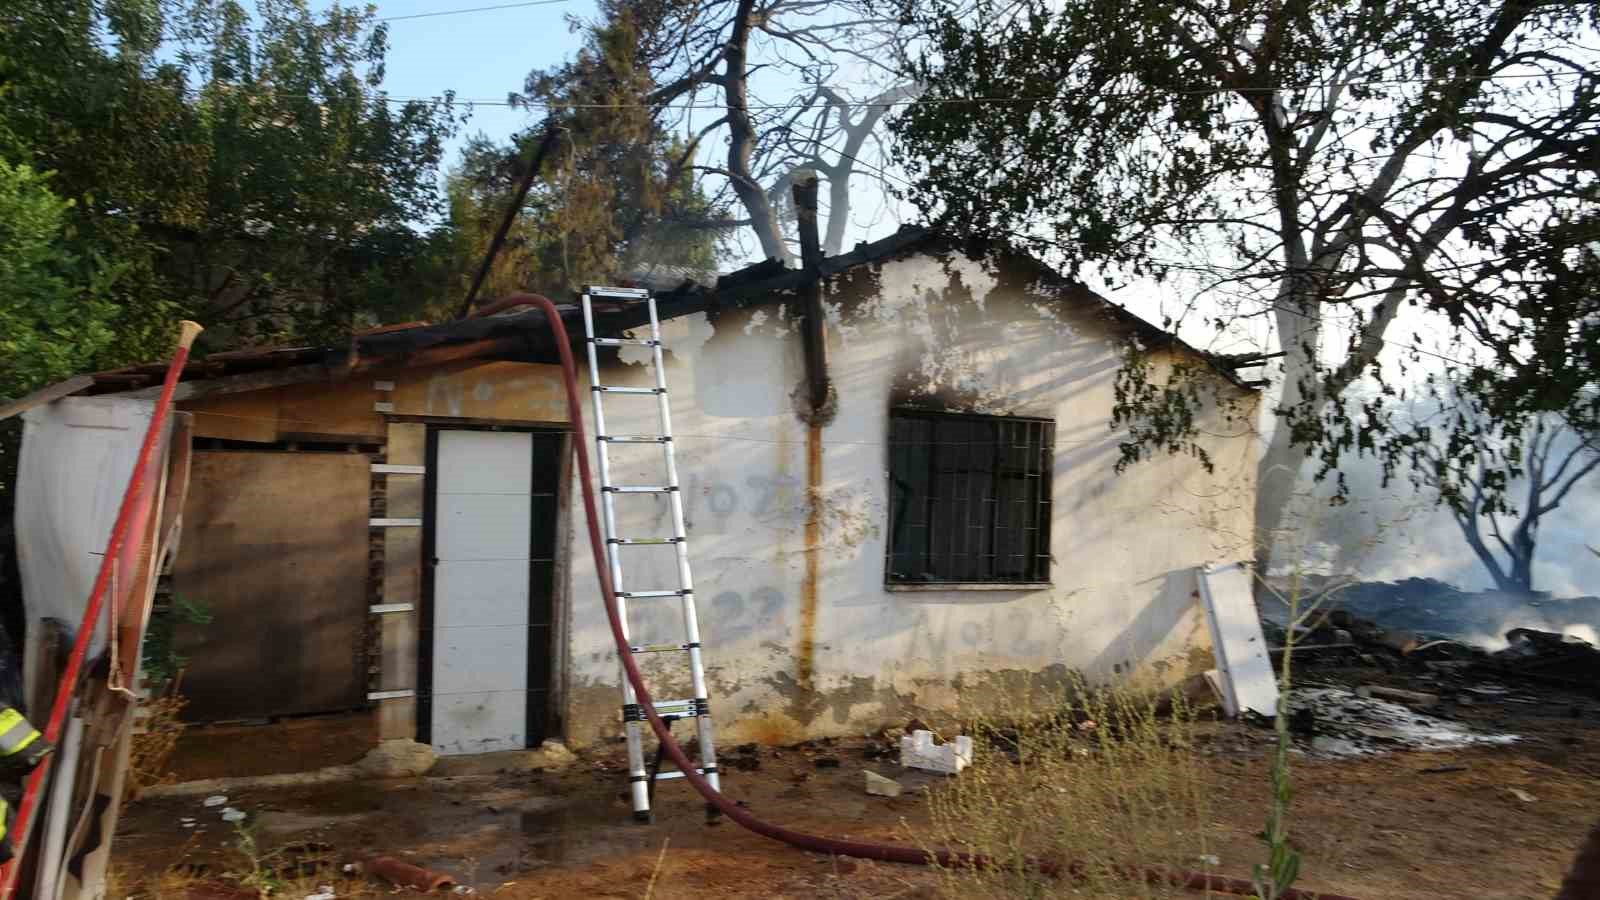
[586,286,651,299]
[616,589,690,599]
[599,435,671,443]
[653,699,699,719]
[652,769,714,781]
[630,642,695,654]
[609,537,683,545]
[604,485,677,494]
[590,337,659,347]
[593,385,664,395]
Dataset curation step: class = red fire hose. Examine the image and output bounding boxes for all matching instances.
[501,292,1359,900]
[0,321,203,900]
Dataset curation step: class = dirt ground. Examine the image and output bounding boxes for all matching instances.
[114,669,1599,899]
[166,713,376,781]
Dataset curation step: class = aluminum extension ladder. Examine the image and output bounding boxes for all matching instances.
[580,285,721,822]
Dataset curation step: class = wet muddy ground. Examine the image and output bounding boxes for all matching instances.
[115,669,1600,899]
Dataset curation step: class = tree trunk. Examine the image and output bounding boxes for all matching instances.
[1255,420,1302,576]
[1508,523,1536,593]
[723,0,791,265]
[1256,288,1324,575]
[1507,557,1533,593]
[823,168,851,258]
[1455,515,1520,594]
[819,84,922,258]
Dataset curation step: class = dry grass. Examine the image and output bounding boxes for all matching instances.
[127,695,188,802]
[643,836,672,900]
[912,683,1222,899]
[110,829,381,899]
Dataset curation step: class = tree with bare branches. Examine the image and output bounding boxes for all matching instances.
[1420,410,1600,595]
[518,0,922,264]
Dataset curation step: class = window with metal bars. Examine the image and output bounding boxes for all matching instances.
[885,410,1054,584]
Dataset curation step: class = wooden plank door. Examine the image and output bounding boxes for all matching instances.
[173,451,369,721]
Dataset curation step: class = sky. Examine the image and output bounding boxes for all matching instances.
[369,0,598,173]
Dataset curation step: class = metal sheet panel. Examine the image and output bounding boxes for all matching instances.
[17,397,168,714]
[1195,563,1279,718]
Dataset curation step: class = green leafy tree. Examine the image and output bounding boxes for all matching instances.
[173,0,459,344]
[523,5,728,274]
[1,0,200,368]
[0,161,124,637]
[0,159,120,540]
[0,162,119,400]
[892,0,1600,568]
[444,5,730,309]
[1,0,459,354]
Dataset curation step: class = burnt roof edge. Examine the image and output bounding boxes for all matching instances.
[19,224,1254,411]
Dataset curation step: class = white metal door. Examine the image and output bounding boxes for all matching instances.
[431,430,532,755]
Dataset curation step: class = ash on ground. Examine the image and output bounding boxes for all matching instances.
[1286,686,1519,757]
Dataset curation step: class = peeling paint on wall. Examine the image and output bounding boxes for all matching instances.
[832,254,1057,414]
[620,311,715,366]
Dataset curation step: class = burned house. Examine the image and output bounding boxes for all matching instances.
[10,227,1260,760]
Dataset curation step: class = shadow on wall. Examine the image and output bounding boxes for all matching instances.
[1084,568,1211,686]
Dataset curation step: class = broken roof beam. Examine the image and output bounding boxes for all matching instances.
[1215,350,1288,368]
[123,361,340,402]
[0,376,96,422]
[710,226,933,312]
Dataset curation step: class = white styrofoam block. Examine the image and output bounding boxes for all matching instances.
[900,730,973,773]
[433,494,531,560]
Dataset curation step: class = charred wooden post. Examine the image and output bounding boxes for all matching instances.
[455,120,560,320]
[792,169,830,414]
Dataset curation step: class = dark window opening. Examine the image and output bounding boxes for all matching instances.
[886,410,1053,584]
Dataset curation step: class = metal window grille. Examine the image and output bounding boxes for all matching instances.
[885,410,1053,584]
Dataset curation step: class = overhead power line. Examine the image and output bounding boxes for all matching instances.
[383,68,1589,111]
[377,0,572,23]
[154,0,574,42]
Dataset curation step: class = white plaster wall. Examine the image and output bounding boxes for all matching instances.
[562,250,1259,746]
